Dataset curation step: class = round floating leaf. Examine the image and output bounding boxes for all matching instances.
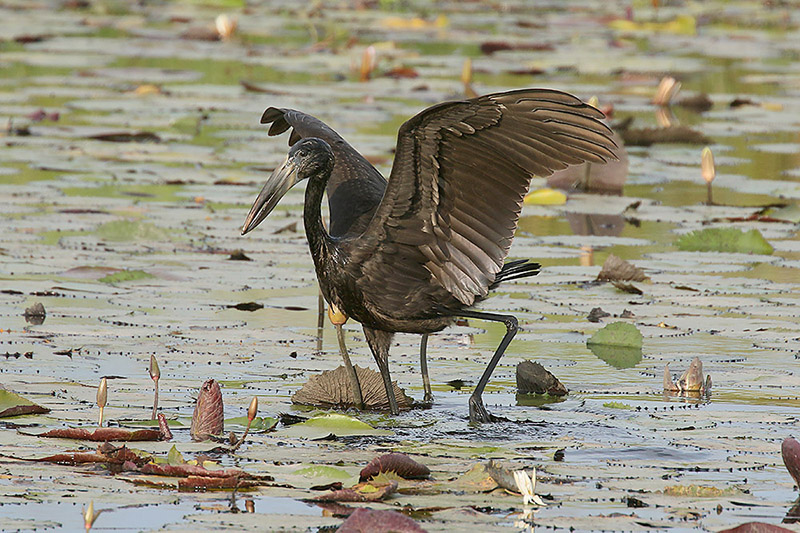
[293,465,352,480]
[675,227,773,255]
[224,416,277,432]
[587,322,643,348]
[588,344,643,369]
[278,413,392,439]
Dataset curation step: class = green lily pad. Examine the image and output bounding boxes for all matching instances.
[167,444,185,466]
[224,416,278,432]
[588,344,643,369]
[587,322,643,348]
[0,389,50,418]
[675,227,773,255]
[98,269,155,284]
[277,413,392,439]
[293,465,352,480]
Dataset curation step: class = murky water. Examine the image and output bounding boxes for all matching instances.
[1,0,799,531]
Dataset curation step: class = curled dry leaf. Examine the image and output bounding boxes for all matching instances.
[191,379,224,442]
[292,365,413,411]
[338,508,428,533]
[678,357,704,392]
[33,444,146,466]
[782,438,800,488]
[515,361,567,396]
[311,480,398,503]
[157,413,173,441]
[596,254,648,282]
[359,453,430,482]
[0,388,50,418]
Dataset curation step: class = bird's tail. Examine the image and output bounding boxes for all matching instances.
[490,259,541,290]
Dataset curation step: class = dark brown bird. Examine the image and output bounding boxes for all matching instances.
[242,89,616,422]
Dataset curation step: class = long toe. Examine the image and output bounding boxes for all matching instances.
[468,395,493,423]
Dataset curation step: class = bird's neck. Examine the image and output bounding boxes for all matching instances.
[303,171,334,269]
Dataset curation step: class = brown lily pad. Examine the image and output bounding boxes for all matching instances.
[338,508,428,533]
[619,125,710,146]
[191,379,224,441]
[292,365,414,411]
[782,438,800,488]
[359,453,430,482]
[28,427,161,441]
[178,476,260,491]
[310,480,398,502]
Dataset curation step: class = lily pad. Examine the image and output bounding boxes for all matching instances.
[587,322,643,348]
[0,389,50,418]
[588,344,643,369]
[224,416,278,432]
[675,227,773,255]
[277,413,392,439]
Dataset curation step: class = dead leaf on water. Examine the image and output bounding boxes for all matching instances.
[292,365,414,411]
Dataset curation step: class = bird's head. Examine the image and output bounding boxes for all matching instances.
[241,137,333,235]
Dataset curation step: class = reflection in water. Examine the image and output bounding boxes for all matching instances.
[587,344,643,369]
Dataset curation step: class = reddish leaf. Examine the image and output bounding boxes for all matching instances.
[157,413,173,441]
[140,463,242,479]
[359,453,430,482]
[311,481,397,502]
[191,379,224,441]
[24,445,146,466]
[782,438,800,488]
[338,508,428,533]
[178,476,259,491]
[383,66,419,79]
[34,427,161,441]
[480,41,554,54]
[718,523,794,533]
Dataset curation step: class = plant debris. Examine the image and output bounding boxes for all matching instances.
[359,453,430,482]
[516,361,567,396]
[292,365,414,411]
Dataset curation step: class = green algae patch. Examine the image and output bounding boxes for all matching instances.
[96,220,173,242]
[675,227,773,255]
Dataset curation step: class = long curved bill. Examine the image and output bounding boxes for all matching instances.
[241,156,298,235]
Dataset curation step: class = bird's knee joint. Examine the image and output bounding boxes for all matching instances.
[504,316,518,334]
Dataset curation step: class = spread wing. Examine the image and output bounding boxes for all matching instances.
[261,108,386,237]
[348,89,617,310]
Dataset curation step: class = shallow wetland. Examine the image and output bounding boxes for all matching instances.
[1,1,800,531]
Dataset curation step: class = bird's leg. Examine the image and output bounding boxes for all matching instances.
[363,327,399,415]
[458,310,519,423]
[335,323,364,410]
[419,333,433,406]
[316,291,325,353]
[328,303,364,410]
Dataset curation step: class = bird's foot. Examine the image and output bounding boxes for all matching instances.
[469,395,501,423]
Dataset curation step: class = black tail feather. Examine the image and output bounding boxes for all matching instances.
[490,259,540,290]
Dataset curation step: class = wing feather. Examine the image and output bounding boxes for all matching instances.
[343,89,617,311]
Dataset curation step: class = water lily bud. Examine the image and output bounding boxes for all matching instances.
[701,147,715,184]
[247,396,258,422]
[215,14,237,40]
[97,378,107,409]
[587,96,599,108]
[328,303,347,326]
[652,76,681,106]
[149,354,160,381]
[461,58,473,86]
[83,501,99,532]
[360,45,376,82]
